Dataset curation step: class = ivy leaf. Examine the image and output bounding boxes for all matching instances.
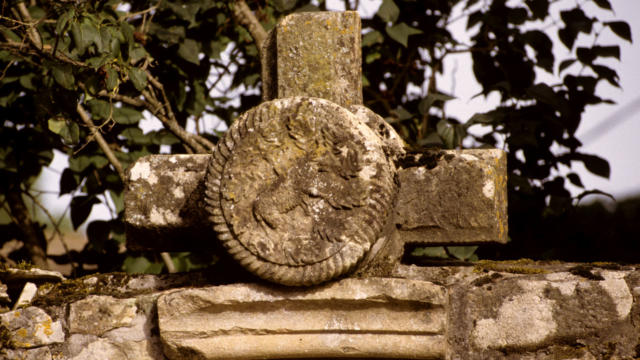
[71,17,102,55]
[128,67,147,91]
[558,59,576,73]
[113,107,142,124]
[591,64,619,87]
[271,0,298,12]
[105,67,119,91]
[566,172,583,188]
[87,99,111,120]
[386,22,422,47]
[178,38,200,65]
[558,27,577,50]
[418,92,455,115]
[52,64,75,90]
[526,83,558,107]
[605,21,632,43]
[56,9,74,35]
[70,195,100,230]
[525,0,549,20]
[593,0,612,10]
[47,118,65,134]
[575,153,610,178]
[377,0,400,23]
[362,30,383,47]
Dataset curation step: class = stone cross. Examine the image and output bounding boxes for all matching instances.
[124,11,507,285]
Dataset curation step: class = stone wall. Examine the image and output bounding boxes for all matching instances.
[1,262,639,359]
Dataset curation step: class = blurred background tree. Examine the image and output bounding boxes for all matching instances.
[0,0,634,275]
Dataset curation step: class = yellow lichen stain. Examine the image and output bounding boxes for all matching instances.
[42,318,53,336]
[15,328,28,338]
[14,311,21,318]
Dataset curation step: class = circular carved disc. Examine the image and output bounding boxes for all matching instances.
[204,97,396,285]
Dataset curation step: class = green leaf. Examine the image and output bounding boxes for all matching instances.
[526,83,558,106]
[178,38,200,65]
[71,17,102,55]
[418,92,455,115]
[0,25,21,42]
[386,22,422,47]
[56,9,75,35]
[365,52,381,64]
[120,127,151,145]
[70,195,100,229]
[105,67,119,90]
[87,99,111,120]
[575,153,610,178]
[591,64,619,87]
[447,246,478,261]
[113,107,142,124]
[109,190,124,214]
[60,168,78,195]
[560,8,593,34]
[566,172,583,188]
[123,256,163,274]
[362,30,383,47]
[525,0,549,20]
[130,45,147,64]
[271,0,298,12]
[558,58,576,73]
[412,246,448,258]
[128,67,147,91]
[437,119,456,148]
[52,64,75,90]
[558,27,577,50]
[606,21,632,42]
[377,0,400,23]
[593,0,612,10]
[48,118,66,134]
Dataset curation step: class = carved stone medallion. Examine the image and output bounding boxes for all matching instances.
[204,97,396,286]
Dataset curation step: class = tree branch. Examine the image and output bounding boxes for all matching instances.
[232,0,267,50]
[76,103,127,182]
[15,1,42,49]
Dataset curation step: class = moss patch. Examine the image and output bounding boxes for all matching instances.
[474,259,549,275]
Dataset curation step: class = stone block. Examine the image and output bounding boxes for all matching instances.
[445,266,638,359]
[395,149,508,245]
[124,154,211,250]
[0,306,64,348]
[262,11,362,107]
[125,149,507,255]
[68,295,137,336]
[157,277,447,359]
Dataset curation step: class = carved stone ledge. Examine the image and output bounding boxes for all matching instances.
[157,277,447,360]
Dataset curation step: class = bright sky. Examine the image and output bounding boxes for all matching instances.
[34,0,640,232]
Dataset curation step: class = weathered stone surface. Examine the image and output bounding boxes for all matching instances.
[442,266,639,359]
[13,282,37,309]
[204,97,397,285]
[1,347,52,360]
[124,154,211,250]
[4,264,639,359]
[65,334,161,360]
[0,281,10,305]
[395,149,508,245]
[68,295,137,336]
[262,11,362,108]
[0,268,65,283]
[0,306,64,348]
[158,277,447,360]
[125,149,506,255]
